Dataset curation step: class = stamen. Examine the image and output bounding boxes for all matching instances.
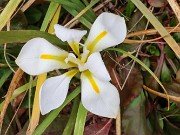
[66,55,82,65]
[80,48,90,63]
[87,31,107,53]
[83,70,100,94]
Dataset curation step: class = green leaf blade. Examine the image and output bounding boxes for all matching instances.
[73,102,87,135]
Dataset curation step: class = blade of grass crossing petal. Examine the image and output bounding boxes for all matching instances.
[131,0,180,58]
[65,0,99,27]
[33,87,81,135]
[62,96,80,135]
[73,102,87,135]
[0,0,23,30]
[109,48,170,109]
[0,70,12,88]
[0,80,37,111]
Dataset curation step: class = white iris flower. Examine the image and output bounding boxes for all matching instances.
[15,12,127,118]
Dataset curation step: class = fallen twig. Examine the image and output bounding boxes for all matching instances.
[143,85,180,103]
[127,27,180,38]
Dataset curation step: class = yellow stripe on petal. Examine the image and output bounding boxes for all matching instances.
[83,70,100,94]
[87,31,107,53]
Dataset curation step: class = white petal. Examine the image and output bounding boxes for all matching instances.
[81,71,120,118]
[40,74,71,115]
[15,38,71,75]
[85,52,111,81]
[54,24,87,43]
[40,69,78,115]
[85,12,127,52]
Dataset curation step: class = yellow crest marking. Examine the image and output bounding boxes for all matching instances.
[40,54,67,61]
[40,53,76,67]
[83,70,100,94]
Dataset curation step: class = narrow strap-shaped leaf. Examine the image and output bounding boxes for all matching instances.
[0,0,23,30]
[33,87,80,135]
[62,96,80,135]
[40,2,60,31]
[48,6,61,33]
[73,102,87,135]
[0,30,65,46]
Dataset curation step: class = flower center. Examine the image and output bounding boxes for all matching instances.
[65,53,87,72]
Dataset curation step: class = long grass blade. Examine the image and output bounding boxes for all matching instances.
[62,97,80,135]
[0,30,65,47]
[40,2,60,32]
[0,70,12,88]
[0,0,23,30]
[73,102,87,135]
